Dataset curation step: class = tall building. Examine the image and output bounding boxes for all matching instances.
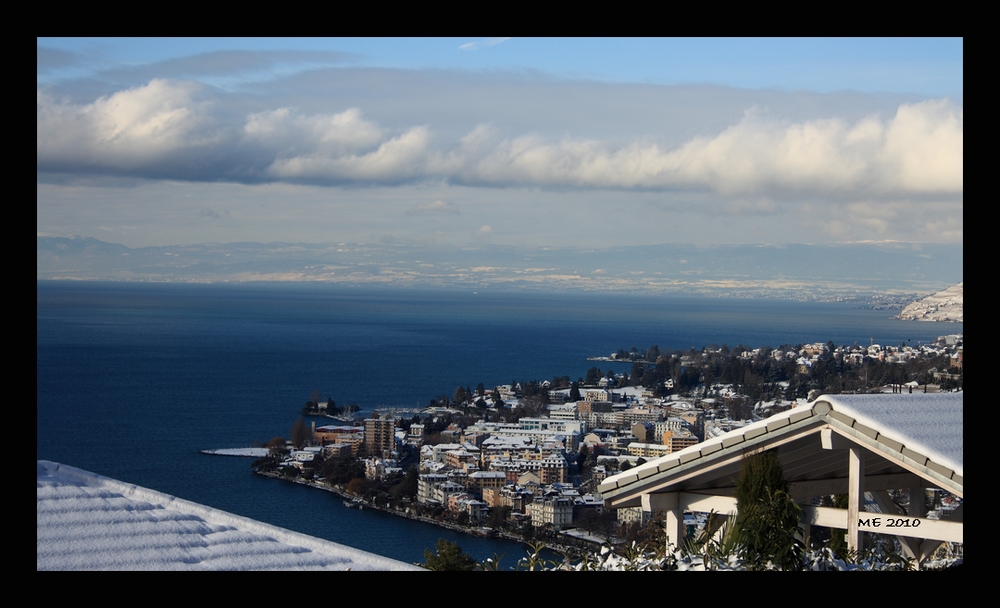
[364,417,395,458]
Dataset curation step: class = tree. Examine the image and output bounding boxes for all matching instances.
[346,477,368,496]
[396,465,419,500]
[290,417,311,449]
[734,449,803,570]
[422,539,477,571]
[569,381,582,401]
[266,436,289,456]
[646,345,661,362]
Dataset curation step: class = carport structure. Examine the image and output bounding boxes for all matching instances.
[598,393,963,566]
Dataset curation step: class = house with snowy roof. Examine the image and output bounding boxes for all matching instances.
[598,392,963,567]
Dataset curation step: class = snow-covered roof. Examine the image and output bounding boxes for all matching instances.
[599,392,963,507]
[37,461,423,571]
[821,393,962,476]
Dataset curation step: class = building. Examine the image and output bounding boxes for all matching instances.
[627,442,673,459]
[314,425,364,455]
[364,417,395,458]
[662,429,699,453]
[599,393,963,567]
[528,496,574,530]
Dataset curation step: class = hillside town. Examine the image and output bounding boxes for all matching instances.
[254,333,963,547]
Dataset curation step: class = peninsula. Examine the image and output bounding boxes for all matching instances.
[247,333,963,551]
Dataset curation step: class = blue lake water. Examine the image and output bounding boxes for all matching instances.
[36,281,960,564]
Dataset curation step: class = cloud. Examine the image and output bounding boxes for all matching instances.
[450,100,963,197]
[37,78,962,203]
[37,79,221,173]
[459,38,511,51]
[407,200,459,215]
[245,107,385,156]
[264,124,432,183]
[98,50,354,81]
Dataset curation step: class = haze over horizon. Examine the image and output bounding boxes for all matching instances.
[38,38,962,286]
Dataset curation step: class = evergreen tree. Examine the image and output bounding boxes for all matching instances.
[734,449,804,570]
[569,381,582,401]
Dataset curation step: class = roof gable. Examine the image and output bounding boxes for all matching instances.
[599,393,962,508]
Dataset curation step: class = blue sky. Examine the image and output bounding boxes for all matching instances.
[38,37,963,96]
[37,38,962,250]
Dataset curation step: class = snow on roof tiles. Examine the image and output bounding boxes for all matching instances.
[37,461,423,571]
[821,393,963,476]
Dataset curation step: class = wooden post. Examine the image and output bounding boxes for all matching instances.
[664,509,683,551]
[847,446,865,552]
[909,486,926,518]
[643,492,683,550]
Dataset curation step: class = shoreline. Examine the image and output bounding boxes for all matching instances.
[252,468,595,558]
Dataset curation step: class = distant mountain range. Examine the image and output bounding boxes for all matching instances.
[37,236,962,301]
[897,283,963,322]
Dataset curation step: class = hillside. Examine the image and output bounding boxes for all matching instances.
[897,282,963,322]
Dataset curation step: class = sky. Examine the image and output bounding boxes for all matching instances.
[37,38,963,250]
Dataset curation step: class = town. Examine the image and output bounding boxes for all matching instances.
[252,334,963,555]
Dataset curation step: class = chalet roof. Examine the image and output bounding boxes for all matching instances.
[599,392,962,509]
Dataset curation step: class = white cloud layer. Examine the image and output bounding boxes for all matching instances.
[447,100,962,197]
[36,70,962,250]
[38,80,962,203]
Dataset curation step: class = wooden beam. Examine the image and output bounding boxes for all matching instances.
[820,427,851,450]
[800,505,963,543]
[800,505,848,528]
[680,492,738,515]
[640,491,738,515]
[856,515,962,543]
[789,472,924,499]
[642,492,677,512]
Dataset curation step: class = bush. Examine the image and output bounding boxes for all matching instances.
[422,539,477,571]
